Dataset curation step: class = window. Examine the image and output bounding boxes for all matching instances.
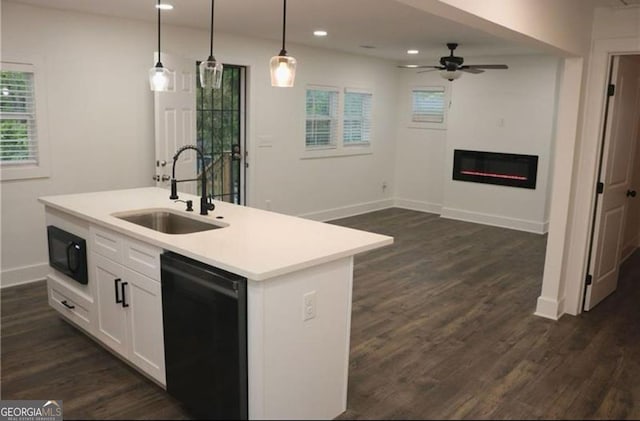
[0,58,49,180]
[411,86,447,128]
[305,87,338,148]
[343,89,372,145]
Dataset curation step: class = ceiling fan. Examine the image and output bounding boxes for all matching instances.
[398,43,508,81]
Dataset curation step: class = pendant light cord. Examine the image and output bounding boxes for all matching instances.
[157,0,162,65]
[209,0,215,57]
[281,0,287,54]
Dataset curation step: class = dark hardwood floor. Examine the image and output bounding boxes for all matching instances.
[2,208,639,419]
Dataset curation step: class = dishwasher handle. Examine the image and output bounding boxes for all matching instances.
[161,263,239,299]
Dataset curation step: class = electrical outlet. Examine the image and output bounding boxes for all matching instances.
[265,200,272,210]
[303,291,317,321]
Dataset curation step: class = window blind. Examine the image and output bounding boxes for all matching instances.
[0,70,38,164]
[411,87,445,123]
[343,90,372,144]
[306,88,338,148]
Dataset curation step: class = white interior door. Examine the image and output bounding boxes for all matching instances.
[585,55,640,310]
[154,52,198,195]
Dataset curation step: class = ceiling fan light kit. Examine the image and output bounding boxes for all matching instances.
[270,0,297,87]
[440,69,462,81]
[398,42,508,82]
[200,0,223,89]
[149,0,170,91]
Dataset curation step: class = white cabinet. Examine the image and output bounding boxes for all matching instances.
[90,226,165,385]
[126,267,165,384]
[94,253,128,356]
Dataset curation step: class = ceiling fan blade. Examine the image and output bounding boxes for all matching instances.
[460,67,484,74]
[465,64,509,70]
[417,68,440,74]
[397,65,440,69]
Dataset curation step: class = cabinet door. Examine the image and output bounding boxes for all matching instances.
[94,253,128,356]
[124,267,166,385]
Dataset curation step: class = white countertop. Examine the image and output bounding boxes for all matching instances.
[39,188,393,281]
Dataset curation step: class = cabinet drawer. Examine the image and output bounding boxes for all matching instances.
[48,275,93,333]
[91,226,123,262]
[124,238,161,281]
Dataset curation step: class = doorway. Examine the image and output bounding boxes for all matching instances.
[153,54,247,204]
[196,64,246,205]
[583,54,640,311]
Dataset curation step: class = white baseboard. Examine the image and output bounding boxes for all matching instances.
[534,296,566,320]
[393,198,442,215]
[299,199,394,222]
[1,262,48,288]
[440,207,547,234]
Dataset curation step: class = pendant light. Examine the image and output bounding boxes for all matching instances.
[199,0,223,89]
[149,0,170,91]
[270,0,296,87]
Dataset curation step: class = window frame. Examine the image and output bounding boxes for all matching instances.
[1,55,50,181]
[302,85,373,160]
[409,85,450,131]
[343,87,373,148]
[304,85,340,151]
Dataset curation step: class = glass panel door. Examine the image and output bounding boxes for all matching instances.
[196,65,245,204]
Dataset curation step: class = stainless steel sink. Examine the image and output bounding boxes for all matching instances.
[113,209,225,234]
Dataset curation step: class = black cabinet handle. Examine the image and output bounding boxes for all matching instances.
[121,282,129,308]
[627,190,637,198]
[61,300,75,310]
[114,278,122,304]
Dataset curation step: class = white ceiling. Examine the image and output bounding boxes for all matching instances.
[9,0,617,61]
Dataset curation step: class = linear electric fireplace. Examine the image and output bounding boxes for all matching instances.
[453,149,538,189]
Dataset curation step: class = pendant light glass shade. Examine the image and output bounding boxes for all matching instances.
[200,0,223,89]
[149,64,170,91]
[271,0,296,87]
[200,58,223,89]
[440,69,462,81]
[270,54,297,87]
[149,0,170,92]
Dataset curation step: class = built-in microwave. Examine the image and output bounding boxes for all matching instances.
[47,226,88,285]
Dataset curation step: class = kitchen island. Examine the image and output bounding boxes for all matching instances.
[39,187,393,420]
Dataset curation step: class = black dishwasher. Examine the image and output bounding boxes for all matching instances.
[161,252,247,420]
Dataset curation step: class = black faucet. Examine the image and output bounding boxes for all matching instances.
[169,145,215,215]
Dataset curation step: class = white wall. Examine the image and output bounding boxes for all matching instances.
[394,55,560,233]
[393,70,447,213]
[0,2,398,286]
[547,5,640,317]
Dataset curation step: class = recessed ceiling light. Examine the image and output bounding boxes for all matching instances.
[405,65,419,68]
[156,3,173,10]
[313,30,328,37]
[407,49,419,55]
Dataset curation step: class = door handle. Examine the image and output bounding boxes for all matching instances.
[114,278,122,304]
[627,190,637,198]
[232,145,242,161]
[121,282,129,308]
